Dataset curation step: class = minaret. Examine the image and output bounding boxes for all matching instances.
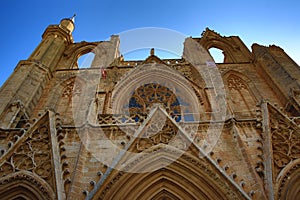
[0,17,75,128]
[29,16,74,72]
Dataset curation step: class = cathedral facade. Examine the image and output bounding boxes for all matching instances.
[0,17,299,200]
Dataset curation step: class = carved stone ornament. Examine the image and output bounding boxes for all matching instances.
[227,75,247,91]
[135,116,178,152]
[0,170,55,200]
[269,106,300,177]
[62,78,82,98]
[0,113,55,191]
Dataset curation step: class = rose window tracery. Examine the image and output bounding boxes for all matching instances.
[128,83,181,122]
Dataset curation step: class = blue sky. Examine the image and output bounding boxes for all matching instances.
[0,0,299,87]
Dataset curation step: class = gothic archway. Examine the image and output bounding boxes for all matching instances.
[276,159,300,200]
[112,62,202,122]
[93,146,247,200]
[223,71,259,118]
[63,42,98,69]
[198,28,253,63]
[55,77,84,125]
[0,171,55,200]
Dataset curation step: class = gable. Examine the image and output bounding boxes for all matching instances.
[0,111,63,199]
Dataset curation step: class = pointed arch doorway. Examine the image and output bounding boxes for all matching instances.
[93,145,247,200]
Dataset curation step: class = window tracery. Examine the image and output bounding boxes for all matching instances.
[227,75,247,91]
[0,120,53,188]
[57,78,84,124]
[270,116,300,175]
[128,83,181,122]
[62,79,82,98]
[226,74,257,118]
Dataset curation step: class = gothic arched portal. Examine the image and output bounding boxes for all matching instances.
[0,171,55,200]
[93,147,247,200]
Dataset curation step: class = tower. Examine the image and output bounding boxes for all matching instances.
[0,17,74,128]
[0,19,299,200]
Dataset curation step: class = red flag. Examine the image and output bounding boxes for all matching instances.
[101,68,107,79]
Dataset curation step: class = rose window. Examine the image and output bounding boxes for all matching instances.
[128,83,181,122]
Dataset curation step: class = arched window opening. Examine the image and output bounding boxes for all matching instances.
[128,83,182,122]
[227,74,257,118]
[57,78,83,124]
[208,48,225,63]
[77,52,95,68]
